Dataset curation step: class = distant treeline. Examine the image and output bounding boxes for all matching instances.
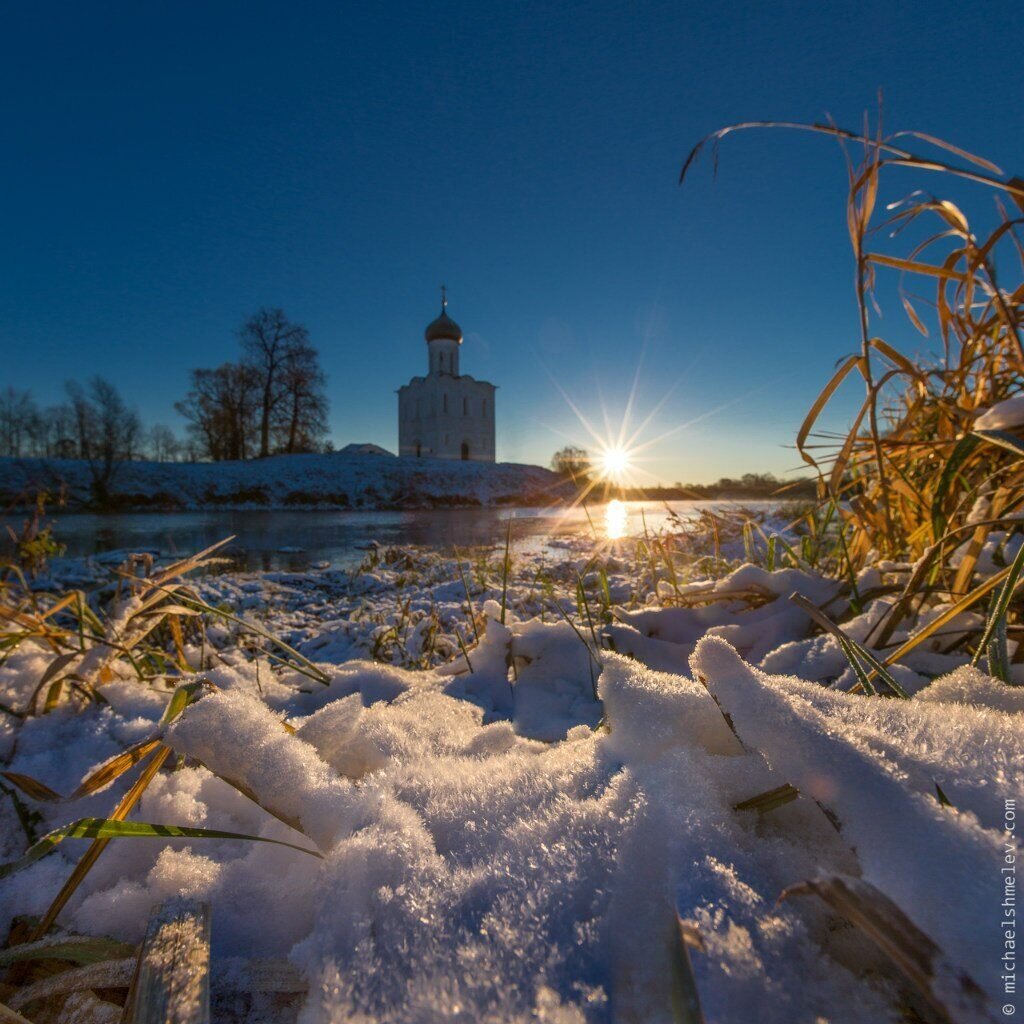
[0,308,331,503]
[620,473,819,501]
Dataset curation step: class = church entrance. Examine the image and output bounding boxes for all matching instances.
[461,442,470,460]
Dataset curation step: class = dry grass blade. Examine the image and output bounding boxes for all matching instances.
[733,783,799,813]
[6,959,136,1012]
[780,875,992,1024]
[795,354,863,474]
[149,536,237,586]
[874,566,1014,676]
[687,116,1024,665]
[0,1001,35,1024]
[68,739,163,800]
[136,581,330,685]
[2,741,163,802]
[681,119,1024,199]
[0,772,62,802]
[30,744,172,940]
[668,909,706,1024]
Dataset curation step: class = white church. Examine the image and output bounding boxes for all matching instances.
[397,290,496,462]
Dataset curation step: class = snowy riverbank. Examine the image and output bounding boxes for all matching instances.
[0,520,1020,1023]
[0,452,568,511]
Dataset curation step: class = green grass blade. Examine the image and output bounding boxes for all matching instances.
[931,433,981,538]
[454,549,480,642]
[500,518,513,626]
[971,537,1024,668]
[454,624,474,673]
[973,428,1024,457]
[789,592,908,697]
[0,935,135,967]
[160,680,208,725]
[0,816,323,880]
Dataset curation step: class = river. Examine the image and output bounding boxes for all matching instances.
[3,500,777,572]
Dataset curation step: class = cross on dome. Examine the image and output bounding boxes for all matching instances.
[424,286,463,343]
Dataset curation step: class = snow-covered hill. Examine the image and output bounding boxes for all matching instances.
[0,453,569,511]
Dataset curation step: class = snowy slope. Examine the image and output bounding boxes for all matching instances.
[0,453,568,510]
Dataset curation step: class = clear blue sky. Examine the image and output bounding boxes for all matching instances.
[3,1,1022,482]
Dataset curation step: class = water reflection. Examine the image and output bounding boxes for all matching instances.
[4,501,777,573]
[605,499,627,540]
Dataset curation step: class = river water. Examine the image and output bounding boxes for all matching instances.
[3,501,776,572]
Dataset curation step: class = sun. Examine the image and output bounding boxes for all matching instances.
[600,448,630,479]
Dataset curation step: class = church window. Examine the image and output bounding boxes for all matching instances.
[443,394,448,413]
[463,397,468,416]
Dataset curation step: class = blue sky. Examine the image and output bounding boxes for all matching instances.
[2,1,1022,482]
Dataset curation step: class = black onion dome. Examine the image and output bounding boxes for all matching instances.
[424,291,463,343]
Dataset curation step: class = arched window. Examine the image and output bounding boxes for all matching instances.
[415,442,421,458]
[461,442,470,460]
[443,394,448,413]
[463,397,468,416]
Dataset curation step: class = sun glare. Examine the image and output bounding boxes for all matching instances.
[600,448,630,479]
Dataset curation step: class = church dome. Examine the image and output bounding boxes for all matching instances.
[424,289,463,343]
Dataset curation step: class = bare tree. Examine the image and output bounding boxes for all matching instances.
[176,362,260,461]
[0,388,39,457]
[45,404,78,458]
[82,378,141,502]
[274,342,329,454]
[65,381,94,459]
[551,446,590,483]
[239,308,312,458]
[147,424,181,462]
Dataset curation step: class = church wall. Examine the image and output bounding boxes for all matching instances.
[399,375,495,461]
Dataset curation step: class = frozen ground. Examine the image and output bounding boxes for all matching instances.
[0,519,1019,1023]
[0,452,567,510]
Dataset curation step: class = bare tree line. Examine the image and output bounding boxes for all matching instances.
[0,377,147,503]
[0,308,331,472]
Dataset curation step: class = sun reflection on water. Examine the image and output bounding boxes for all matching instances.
[605,499,627,541]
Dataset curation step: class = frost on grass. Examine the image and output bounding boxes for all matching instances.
[1,554,1021,1023]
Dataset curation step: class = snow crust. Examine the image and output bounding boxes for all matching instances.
[1,548,1019,1023]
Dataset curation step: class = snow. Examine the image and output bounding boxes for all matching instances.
[1,530,1020,1023]
[691,635,1017,1019]
[0,452,568,511]
[975,392,1024,431]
